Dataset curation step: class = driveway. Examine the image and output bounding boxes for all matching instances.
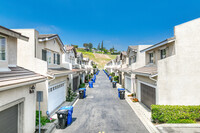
[53,71,149,133]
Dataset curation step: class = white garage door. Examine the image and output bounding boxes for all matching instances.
[125,76,131,92]
[48,81,66,113]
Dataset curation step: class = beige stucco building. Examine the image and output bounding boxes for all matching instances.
[0,26,45,133]
[133,18,200,108]
[13,29,75,115]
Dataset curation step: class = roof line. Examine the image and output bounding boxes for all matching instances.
[140,37,175,53]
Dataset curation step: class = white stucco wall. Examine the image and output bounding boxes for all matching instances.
[157,18,200,105]
[0,85,36,133]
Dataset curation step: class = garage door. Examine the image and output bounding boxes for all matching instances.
[0,105,18,133]
[125,76,131,92]
[73,76,79,92]
[48,82,66,113]
[141,83,156,109]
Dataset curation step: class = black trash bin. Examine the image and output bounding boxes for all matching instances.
[110,78,113,82]
[119,90,125,99]
[79,89,84,99]
[112,81,117,88]
[56,110,68,129]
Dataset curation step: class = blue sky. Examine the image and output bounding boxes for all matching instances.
[1,0,200,51]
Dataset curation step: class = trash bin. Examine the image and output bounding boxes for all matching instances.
[59,106,73,125]
[110,78,113,82]
[79,89,84,99]
[112,81,117,88]
[56,110,68,129]
[109,76,112,80]
[79,88,86,98]
[119,90,125,99]
[89,81,93,88]
[92,78,95,83]
[118,88,125,98]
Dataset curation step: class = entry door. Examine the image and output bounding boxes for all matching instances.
[73,76,79,92]
[141,83,156,109]
[0,105,18,133]
[48,82,66,113]
[125,76,131,92]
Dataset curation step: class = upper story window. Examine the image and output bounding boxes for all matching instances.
[42,49,52,64]
[133,55,137,63]
[0,36,6,61]
[149,53,154,63]
[47,51,51,64]
[129,57,131,65]
[160,49,166,59]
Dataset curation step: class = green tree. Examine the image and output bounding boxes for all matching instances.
[88,43,93,51]
[71,44,78,48]
[101,40,103,52]
[83,43,89,49]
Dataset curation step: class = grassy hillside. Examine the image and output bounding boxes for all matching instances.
[77,49,117,69]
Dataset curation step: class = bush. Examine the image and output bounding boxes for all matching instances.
[110,72,115,77]
[114,76,119,83]
[66,87,77,102]
[36,111,55,126]
[79,83,85,88]
[151,105,200,123]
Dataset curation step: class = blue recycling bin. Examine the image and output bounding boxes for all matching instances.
[118,88,125,98]
[79,88,86,98]
[92,78,95,83]
[89,81,93,88]
[109,76,112,80]
[59,106,73,125]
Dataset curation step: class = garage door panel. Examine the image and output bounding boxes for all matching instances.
[0,105,18,133]
[125,77,131,92]
[48,82,66,113]
[141,83,156,109]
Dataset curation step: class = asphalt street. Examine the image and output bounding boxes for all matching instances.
[54,70,149,133]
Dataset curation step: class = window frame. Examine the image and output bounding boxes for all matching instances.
[46,50,52,64]
[149,53,154,63]
[160,49,166,59]
[0,35,7,62]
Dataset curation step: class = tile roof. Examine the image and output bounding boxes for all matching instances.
[121,51,127,56]
[0,67,46,88]
[65,45,74,51]
[47,67,74,76]
[132,65,157,75]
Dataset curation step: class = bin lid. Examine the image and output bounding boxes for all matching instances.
[56,110,68,115]
[79,88,86,91]
[59,106,73,111]
[112,81,117,83]
[118,88,125,91]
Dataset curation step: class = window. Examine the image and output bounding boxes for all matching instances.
[133,55,137,63]
[42,49,47,61]
[54,53,57,64]
[149,53,154,63]
[129,57,131,65]
[57,54,60,65]
[47,51,51,64]
[0,36,6,60]
[161,49,166,59]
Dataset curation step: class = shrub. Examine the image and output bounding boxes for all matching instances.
[79,83,85,88]
[66,87,77,102]
[114,76,119,83]
[109,72,115,77]
[36,111,55,126]
[151,105,200,123]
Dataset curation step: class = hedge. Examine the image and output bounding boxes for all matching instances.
[151,105,200,123]
[114,76,119,83]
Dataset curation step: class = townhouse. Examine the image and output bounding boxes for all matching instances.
[13,29,75,115]
[133,18,200,108]
[0,26,45,133]
[64,45,83,92]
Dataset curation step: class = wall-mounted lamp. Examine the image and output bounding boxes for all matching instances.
[29,85,36,94]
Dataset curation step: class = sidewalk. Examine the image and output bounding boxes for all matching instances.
[117,82,200,133]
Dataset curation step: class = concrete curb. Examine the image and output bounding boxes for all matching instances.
[125,94,160,133]
[155,124,200,128]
